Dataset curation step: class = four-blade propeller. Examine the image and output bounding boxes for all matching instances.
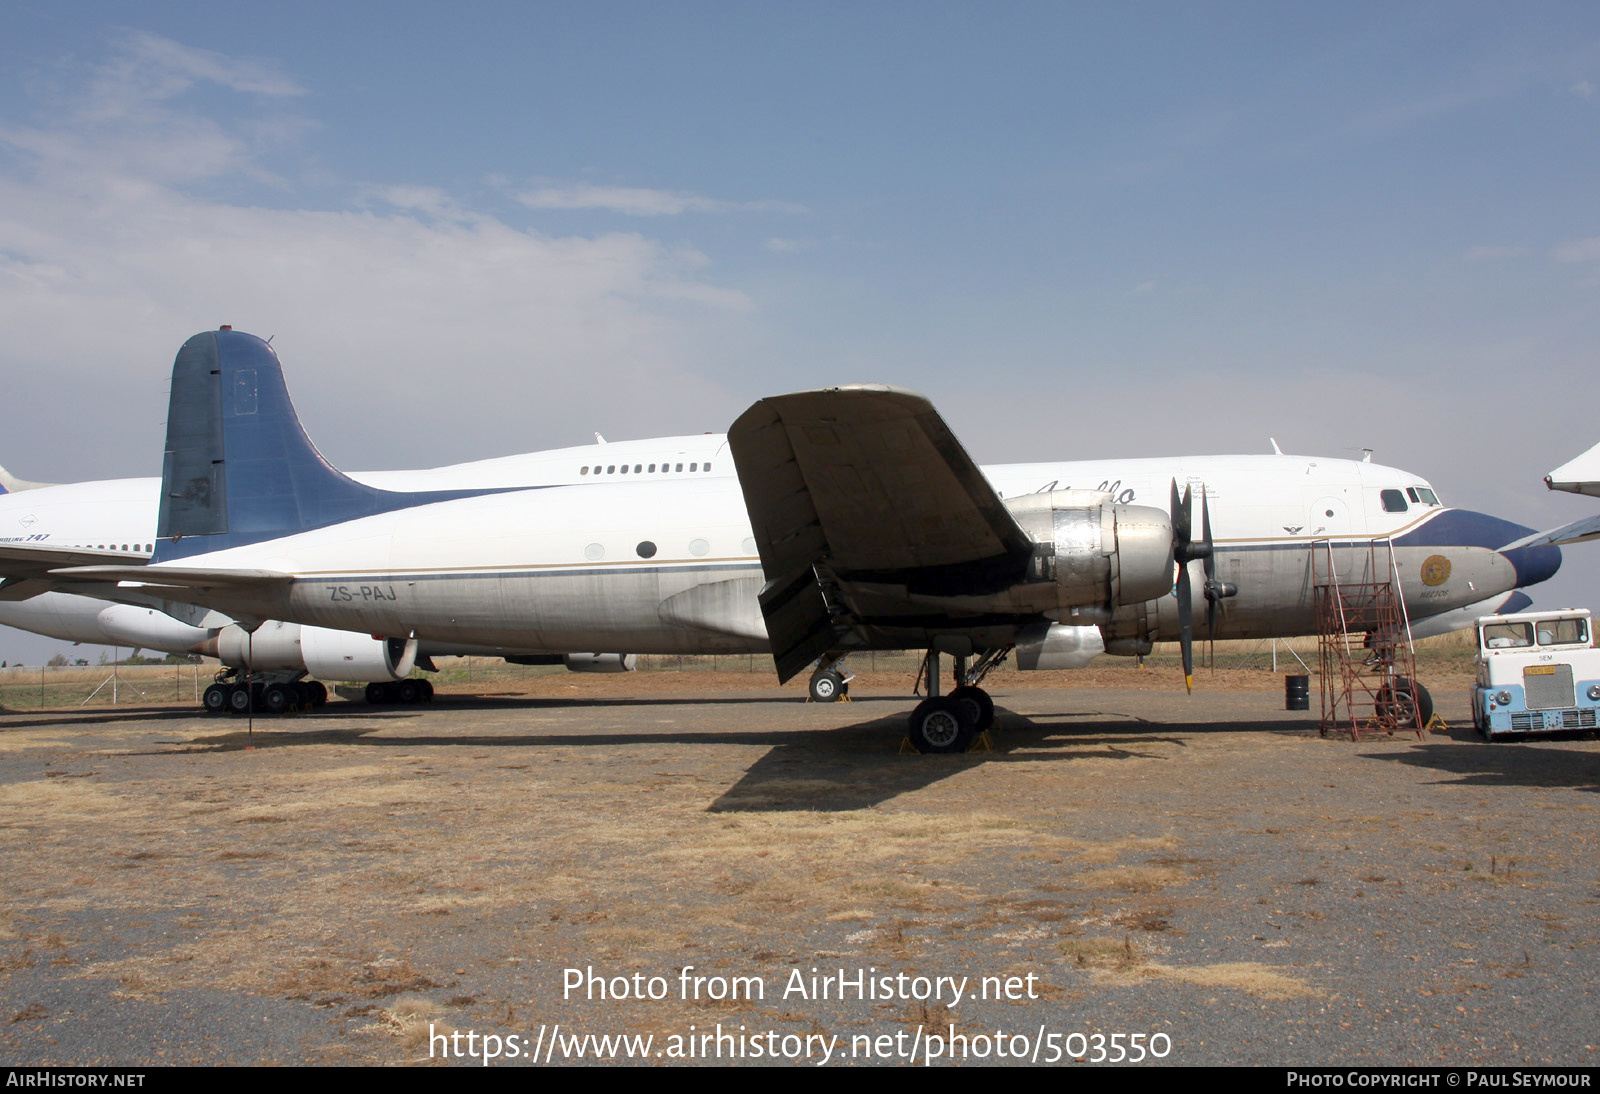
[1170,480,1238,693]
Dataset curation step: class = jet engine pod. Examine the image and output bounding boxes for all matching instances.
[209,621,418,681]
[302,626,417,681]
[563,653,638,673]
[1005,490,1175,611]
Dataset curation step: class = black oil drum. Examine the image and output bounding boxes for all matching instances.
[1285,674,1311,711]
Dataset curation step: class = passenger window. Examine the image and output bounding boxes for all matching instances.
[675,463,683,472]
[581,466,589,475]
[607,465,615,474]
[634,464,641,474]
[703,463,712,472]
[690,463,698,472]
[648,464,656,473]
[1380,489,1407,513]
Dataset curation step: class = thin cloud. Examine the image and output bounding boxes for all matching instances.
[516,182,804,216]
[1553,236,1600,263]
[1463,245,1529,261]
[0,33,756,482]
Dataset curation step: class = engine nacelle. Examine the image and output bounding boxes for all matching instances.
[205,622,418,682]
[563,653,638,673]
[1005,490,1174,613]
[1014,622,1105,670]
[94,602,212,650]
[502,653,638,672]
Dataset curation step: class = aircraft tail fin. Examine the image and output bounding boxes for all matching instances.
[155,328,494,562]
[0,465,58,494]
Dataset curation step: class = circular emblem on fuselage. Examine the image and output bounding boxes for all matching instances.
[1420,554,1451,587]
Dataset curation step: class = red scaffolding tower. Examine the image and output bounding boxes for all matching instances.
[1313,539,1424,741]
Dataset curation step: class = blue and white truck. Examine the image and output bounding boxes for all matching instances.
[1472,609,1600,739]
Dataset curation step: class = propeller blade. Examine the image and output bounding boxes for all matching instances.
[1177,561,1194,693]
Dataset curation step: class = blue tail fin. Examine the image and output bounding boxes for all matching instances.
[155,328,495,561]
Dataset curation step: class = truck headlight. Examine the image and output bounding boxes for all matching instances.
[1497,690,1513,705]
[1588,685,1600,702]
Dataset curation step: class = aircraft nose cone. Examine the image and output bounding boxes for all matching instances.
[1501,540,1562,588]
[1394,509,1562,592]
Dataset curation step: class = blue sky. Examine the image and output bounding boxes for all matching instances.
[1,2,1598,661]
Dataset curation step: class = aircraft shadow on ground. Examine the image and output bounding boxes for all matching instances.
[109,698,1322,811]
[0,708,205,730]
[1359,740,1600,793]
[706,708,1308,813]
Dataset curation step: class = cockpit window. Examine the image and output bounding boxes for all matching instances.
[1406,486,1440,506]
[1380,489,1407,513]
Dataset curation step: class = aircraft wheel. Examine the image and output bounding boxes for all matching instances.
[907,697,976,754]
[306,681,328,707]
[1414,682,1434,726]
[1377,678,1427,729]
[809,668,844,702]
[950,685,995,730]
[262,683,293,716]
[417,679,434,702]
[227,684,253,715]
[202,683,230,714]
[397,679,421,704]
[365,681,393,705]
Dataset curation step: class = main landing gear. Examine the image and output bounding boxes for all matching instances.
[365,679,435,705]
[906,647,1006,753]
[202,674,329,716]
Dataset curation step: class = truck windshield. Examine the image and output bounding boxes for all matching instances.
[1535,619,1589,646]
[1482,622,1534,649]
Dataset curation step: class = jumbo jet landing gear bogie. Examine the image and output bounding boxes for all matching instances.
[366,679,435,705]
[203,683,230,714]
[203,669,333,716]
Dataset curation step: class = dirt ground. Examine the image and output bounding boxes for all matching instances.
[0,667,1596,1067]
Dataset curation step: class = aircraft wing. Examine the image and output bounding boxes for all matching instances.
[1499,513,1600,550]
[0,543,145,601]
[46,564,294,592]
[729,385,1035,681]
